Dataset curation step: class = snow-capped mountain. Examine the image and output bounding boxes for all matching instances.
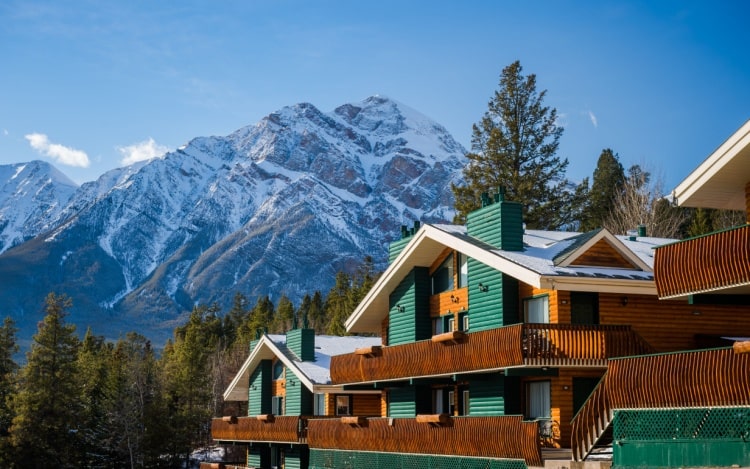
[0,96,466,343]
[0,160,78,253]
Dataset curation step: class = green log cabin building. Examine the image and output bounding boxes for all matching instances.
[210,121,750,469]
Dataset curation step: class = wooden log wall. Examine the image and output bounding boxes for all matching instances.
[306,415,543,467]
[519,284,561,322]
[353,394,382,417]
[545,369,604,449]
[429,287,469,320]
[569,238,634,269]
[519,284,750,353]
[599,292,750,352]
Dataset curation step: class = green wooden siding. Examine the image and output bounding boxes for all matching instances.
[388,267,431,345]
[285,371,313,415]
[388,387,416,417]
[388,237,412,262]
[249,360,272,416]
[466,199,523,251]
[284,446,308,469]
[468,374,506,416]
[287,328,315,361]
[388,385,431,417]
[248,446,269,468]
[468,260,519,331]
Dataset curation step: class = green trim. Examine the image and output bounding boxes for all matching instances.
[654,223,750,249]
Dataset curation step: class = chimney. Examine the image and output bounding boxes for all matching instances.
[466,187,523,251]
[389,220,422,262]
[286,328,315,362]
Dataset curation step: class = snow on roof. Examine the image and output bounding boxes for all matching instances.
[432,223,674,280]
[267,334,381,385]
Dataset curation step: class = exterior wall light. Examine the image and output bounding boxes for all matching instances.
[396,304,405,313]
[478,283,489,292]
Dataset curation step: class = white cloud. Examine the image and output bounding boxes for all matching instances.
[117,138,170,165]
[24,133,90,167]
[588,110,598,128]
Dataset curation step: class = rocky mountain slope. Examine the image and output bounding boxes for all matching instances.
[0,96,466,344]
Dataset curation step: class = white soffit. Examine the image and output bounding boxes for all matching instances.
[673,119,750,211]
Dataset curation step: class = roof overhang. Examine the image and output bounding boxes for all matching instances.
[538,276,657,296]
[223,335,316,401]
[673,119,750,211]
[345,225,543,333]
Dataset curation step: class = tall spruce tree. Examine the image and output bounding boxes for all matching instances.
[580,149,625,231]
[452,60,582,229]
[10,293,81,468]
[0,317,18,466]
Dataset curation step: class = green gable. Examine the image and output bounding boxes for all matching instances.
[388,267,431,345]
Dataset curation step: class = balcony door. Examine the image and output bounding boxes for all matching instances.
[571,292,599,325]
[525,380,551,420]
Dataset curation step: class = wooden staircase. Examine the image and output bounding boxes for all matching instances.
[570,373,613,461]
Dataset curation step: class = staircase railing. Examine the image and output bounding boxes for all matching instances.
[570,374,612,461]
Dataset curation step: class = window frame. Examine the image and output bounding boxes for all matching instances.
[335,394,352,416]
[523,294,550,323]
[525,380,551,420]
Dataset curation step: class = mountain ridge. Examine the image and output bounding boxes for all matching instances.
[0,95,466,344]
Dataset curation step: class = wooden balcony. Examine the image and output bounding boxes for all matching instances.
[331,324,653,384]
[654,224,750,298]
[210,415,303,443]
[307,415,543,467]
[571,347,750,461]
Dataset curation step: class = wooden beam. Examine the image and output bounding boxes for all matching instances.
[733,340,750,354]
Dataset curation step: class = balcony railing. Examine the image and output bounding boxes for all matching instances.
[211,415,304,443]
[571,347,750,461]
[331,324,653,384]
[307,415,543,467]
[654,224,750,298]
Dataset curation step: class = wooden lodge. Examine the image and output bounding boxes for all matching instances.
[210,121,750,469]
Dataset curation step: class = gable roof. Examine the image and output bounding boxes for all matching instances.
[223,333,381,401]
[673,119,750,211]
[553,229,651,271]
[346,224,674,333]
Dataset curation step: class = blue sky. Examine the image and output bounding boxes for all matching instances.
[0,1,748,191]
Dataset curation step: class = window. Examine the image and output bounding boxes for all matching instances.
[431,254,454,294]
[448,390,455,415]
[432,317,444,335]
[447,316,455,332]
[433,388,451,414]
[272,395,284,416]
[457,252,468,287]
[335,395,351,416]
[273,360,285,380]
[462,389,470,416]
[314,393,326,416]
[460,313,469,332]
[524,295,549,323]
[526,381,551,419]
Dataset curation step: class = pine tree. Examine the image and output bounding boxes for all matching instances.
[0,317,18,466]
[580,149,625,231]
[272,294,295,333]
[161,304,223,466]
[452,60,582,229]
[325,272,354,336]
[10,293,81,467]
[76,328,112,467]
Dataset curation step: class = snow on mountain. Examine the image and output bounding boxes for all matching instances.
[0,160,78,253]
[0,96,466,342]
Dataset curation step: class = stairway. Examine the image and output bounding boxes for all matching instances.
[570,374,613,461]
